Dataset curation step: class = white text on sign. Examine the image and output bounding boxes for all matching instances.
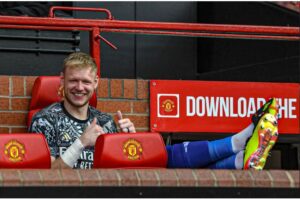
[186,96,297,118]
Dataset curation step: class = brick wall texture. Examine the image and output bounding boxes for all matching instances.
[0,169,298,188]
[0,75,299,189]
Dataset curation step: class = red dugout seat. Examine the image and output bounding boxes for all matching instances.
[94,132,168,168]
[0,133,51,168]
[28,76,97,127]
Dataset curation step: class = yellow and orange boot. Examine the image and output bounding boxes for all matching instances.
[252,98,279,125]
[244,98,280,170]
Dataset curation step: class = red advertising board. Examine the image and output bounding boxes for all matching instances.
[150,80,300,134]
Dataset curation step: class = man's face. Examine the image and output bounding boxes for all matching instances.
[61,66,98,108]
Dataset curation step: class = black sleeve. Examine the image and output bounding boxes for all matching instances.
[29,115,58,157]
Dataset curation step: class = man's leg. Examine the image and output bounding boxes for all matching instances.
[166,141,211,168]
[167,98,279,169]
[166,123,253,168]
[207,150,244,169]
[231,124,254,152]
[208,124,253,162]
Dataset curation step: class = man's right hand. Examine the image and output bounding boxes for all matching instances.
[79,118,105,147]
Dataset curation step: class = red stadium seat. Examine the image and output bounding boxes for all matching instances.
[27,76,97,127]
[93,132,168,168]
[0,133,51,168]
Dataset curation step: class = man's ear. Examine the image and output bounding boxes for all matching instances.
[60,72,64,86]
[94,75,99,90]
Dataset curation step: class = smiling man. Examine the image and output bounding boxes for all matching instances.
[29,52,279,170]
[29,52,136,169]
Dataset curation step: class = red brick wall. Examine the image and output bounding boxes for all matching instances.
[0,169,299,188]
[0,76,149,133]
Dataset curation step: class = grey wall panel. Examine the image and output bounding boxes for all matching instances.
[73,1,136,79]
[0,29,76,75]
[196,2,300,82]
[74,1,198,80]
[135,2,198,80]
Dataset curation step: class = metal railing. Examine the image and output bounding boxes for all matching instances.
[0,6,299,77]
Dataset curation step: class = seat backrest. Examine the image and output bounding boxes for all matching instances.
[28,76,97,126]
[29,76,62,111]
[0,133,51,168]
[93,132,167,168]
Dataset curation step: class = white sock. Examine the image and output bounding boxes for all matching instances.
[235,150,245,169]
[231,124,254,153]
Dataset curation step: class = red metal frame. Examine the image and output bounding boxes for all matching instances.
[49,6,113,20]
[101,28,300,41]
[0,6,299,77]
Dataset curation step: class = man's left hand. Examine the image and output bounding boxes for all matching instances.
[116,110,136,133]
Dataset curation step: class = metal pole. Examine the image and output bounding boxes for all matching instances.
[90,27,101,77]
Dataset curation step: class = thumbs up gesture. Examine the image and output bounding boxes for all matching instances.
[80,118,105,147]
[117,110,136,133]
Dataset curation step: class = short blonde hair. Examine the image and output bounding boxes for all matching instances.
[63,52,97,73]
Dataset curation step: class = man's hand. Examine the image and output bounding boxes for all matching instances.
[117,110,136,133]
[80,118,105,147]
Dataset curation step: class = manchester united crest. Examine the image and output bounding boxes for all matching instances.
[157,94,179,118]
[4,140,25,162]
[162,99,175,112]
[123,139,143,160]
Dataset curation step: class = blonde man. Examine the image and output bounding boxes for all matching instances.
[30,52,279,170]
